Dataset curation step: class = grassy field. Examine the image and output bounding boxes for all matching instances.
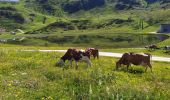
[0,46,170,99]
[1,1,170,99]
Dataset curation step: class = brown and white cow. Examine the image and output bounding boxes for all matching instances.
[145,44,159,50]
[116,52,152,72]
[85,48,99,59]
[56,48,92,69]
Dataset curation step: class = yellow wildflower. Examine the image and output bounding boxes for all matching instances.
[8,83,12,86]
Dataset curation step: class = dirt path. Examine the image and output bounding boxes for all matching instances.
[21,50,170,62]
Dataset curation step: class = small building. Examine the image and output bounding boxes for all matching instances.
[157,24,170,33]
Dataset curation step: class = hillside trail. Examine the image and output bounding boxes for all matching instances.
[21,50,170,62]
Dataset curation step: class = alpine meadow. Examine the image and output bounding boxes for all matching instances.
[0,0,170,99]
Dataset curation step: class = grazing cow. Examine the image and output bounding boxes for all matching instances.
[56,48,92,69]
[116,52,152,72]
[145,44,159,50]
[85,48,99,59]
[164,46,170,50]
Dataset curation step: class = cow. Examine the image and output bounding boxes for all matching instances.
[56,48,92,69]
[164,46,170,52]
[145,44,159,51]
[85,48,99,59]
[116,52,152,72]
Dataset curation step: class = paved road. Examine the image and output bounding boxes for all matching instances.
[21,50,170,62]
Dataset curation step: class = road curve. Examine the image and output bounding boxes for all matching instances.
[21,50,170,62]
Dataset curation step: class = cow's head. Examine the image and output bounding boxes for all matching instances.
[80,54,92,67]
[56,59,65,66]
[116,60,121,69]
[164,46,168,50]
[145,46,148,48]
[84,51,90,59]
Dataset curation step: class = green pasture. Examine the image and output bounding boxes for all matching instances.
[0,48,170,99]
[0,1,170,99]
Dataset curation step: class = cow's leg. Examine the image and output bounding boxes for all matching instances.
[70,60,73,68]
[145,67,148,72]
[75,61,78,70]
[93,54,95,59]
[96,53,99,59]
[145,65,152,72]
[85,58,92,67]
[126,62,131,71]
[88,55,91,59]
[141,62,148,72]
[81,54,92,68]
[148,63,152,72]
[127,64,130,71]
[115,61,121,70]
[87,60,92,67]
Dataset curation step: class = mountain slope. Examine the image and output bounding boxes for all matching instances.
[0,1,57,32]
[1,0,170,33]
[24,0,170,15]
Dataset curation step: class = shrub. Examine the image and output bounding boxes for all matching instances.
[0,10,25,23]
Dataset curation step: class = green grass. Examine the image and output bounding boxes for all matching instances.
[0,1,57,32]
[0,2,170,99]
[0,47,170,99]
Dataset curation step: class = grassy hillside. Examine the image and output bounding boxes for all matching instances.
[0,1,57,32]
[0,47,170,99]
[1,0,170,33]
[24,0,170,14]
